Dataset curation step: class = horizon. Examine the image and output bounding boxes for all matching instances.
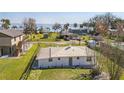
[1,12,124,24]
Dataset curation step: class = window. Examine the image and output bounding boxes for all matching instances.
[58,58,60,60]
[49,58,53,62]
[77,57,80,60]
[87,57,92,61]
[14,38,16,41]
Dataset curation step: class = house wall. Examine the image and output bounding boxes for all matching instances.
[72,56,94,66]
[0,48,1,56]
[37,56,95,68]
[22,42,32,52]
[11,35,24,46]
[0,33,24,47]
[0,37,12,46]
[0,33,24,56]
[38,57,69,68]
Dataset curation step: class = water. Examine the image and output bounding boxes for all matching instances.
[10,23,65,32]
[10,23,76,32]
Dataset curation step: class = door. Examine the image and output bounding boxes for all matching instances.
[69,57,73,66]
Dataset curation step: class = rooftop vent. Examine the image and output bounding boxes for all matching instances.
[65,46,71,50]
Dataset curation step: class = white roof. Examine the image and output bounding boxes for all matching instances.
[36,46,95,59]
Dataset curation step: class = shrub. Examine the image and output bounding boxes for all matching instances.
[90,67,101,78]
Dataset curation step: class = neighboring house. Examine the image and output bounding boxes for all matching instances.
[0,30,24,57]
[34,46,96,69]
[108,28,124,36]
[68,26,94,35]
[111,42,124,51]
[60,31,80,40]
[60,26,94,40]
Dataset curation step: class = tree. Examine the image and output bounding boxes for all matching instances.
[38,26,43,34]
[82,22,89,27]
[98,21,124,79]
[19,26,23,29]
[95,20,108,36]
[79,24,83,28]
[73,23,78,28]
[115,21,124,42]
[63,23,69,31]
[1,19,11,29]
[12,25,17,30]
[90,13,116,36]
[46,27,50,31]
[23,18,36,34]
[105,43,123,80]
[52,23,62,32]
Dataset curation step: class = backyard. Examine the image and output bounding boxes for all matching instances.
[0,44,38,80]
[27,69,90,80]
[28,32,93,43]
[28,32,61,42]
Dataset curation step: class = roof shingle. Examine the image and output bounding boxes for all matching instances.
[0,30,24,37]
[36,46,95,59]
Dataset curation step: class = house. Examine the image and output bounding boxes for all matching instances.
[108,28,124,36]
[60,26,94,40]
[68,26,94,35]
[34,46,96,69]
[60,31,80,40]
[0,30,24,57]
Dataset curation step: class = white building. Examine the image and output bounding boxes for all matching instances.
[35,46,96,69]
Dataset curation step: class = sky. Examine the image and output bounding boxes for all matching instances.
[0,12,124,24]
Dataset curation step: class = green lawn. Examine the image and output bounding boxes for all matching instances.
[0,44,38,80]
[27,69,90,80]
[28,32,60,42]
[81,35,93,41]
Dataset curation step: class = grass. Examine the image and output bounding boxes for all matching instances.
[0,44,38,80]
[28,33,43,41]
[27,69,90,80]
[95,48,124,80]
[39,42,86,48]
[28,33,93,42]
[81,35,93,41]
[28,32,60,42]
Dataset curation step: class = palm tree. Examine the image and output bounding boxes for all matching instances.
[80,24,83,28]
[64,23,69,31]
[73,23,78,28]
[12,25,17,30]
[52,23,62,32]
[46,27,50,31]
[1,19,11,29]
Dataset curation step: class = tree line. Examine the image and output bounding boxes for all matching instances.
[1,13,124,37]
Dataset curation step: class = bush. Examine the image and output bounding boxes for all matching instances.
[90,67,101,78]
